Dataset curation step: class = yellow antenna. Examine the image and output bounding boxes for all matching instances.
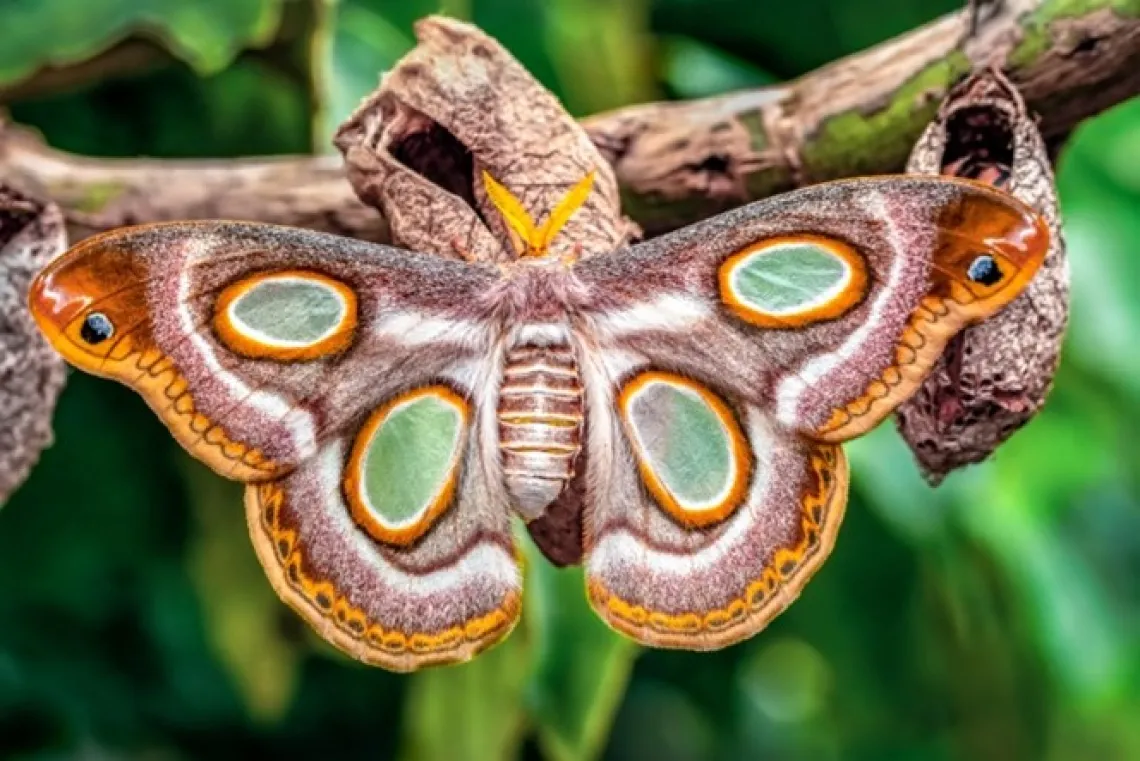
[481,171,537,257]
[481,169,595,257]
[536,170,596,254]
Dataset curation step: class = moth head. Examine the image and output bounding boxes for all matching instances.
[28,230,151,370]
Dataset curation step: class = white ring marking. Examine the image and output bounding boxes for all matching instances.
[228,275,348,349]
[727,244,853,316]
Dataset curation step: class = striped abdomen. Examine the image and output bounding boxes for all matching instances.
[498,342,583,519]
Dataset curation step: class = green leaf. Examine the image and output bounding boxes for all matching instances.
[738,636,832,723]
[846,425,953,543]
[652,0,958,76]
[959,473,1132,707]
[312,0,446,146]
[11,55,312,159]
[523,538,639,761]
[542,0,657,115]
[0,377,250,749]
[1056,97,1140,404]
[315,1,415,146]
[398,629,531,761]
[182,457,301,723]
[0,0,284,85]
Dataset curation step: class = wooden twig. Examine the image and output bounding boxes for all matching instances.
[0,126,388,243]
[1,0,1136,241]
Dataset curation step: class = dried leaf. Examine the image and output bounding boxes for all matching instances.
[334,15,637,263]
[896,68,1070,485]
[0,185,66,505]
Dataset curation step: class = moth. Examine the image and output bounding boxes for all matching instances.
[29,173,1048,671]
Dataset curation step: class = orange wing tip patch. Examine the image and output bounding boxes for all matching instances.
[618,371,751,528]
[719,235,869,329]
[936,179,1051,304]
[588,445,848,650]
[814,191,1050,444]
[26,233,284,481]
[36,314,280,481]
[343,386,469,547]
[482,170,595,258]
[248,482,520,671]
[213,270,357,361]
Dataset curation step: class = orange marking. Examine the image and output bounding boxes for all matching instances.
[213,269,357,361]
[26,243,280,483]
[247,481,521,672]
[813,182,1050,443]
[618,371,752,528]
[501,442,579,454]
[343,386,468,547]
[497,412,581,427]
[718,235,869,329]
[482,170,595,258]
[588,444,848,650]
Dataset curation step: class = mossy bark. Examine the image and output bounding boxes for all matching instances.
[0,0,1136,241]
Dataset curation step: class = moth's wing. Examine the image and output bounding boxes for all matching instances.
[572,176,1049,443]
[32,223,522,670]
[30,221,499,480]
[247,370,522,671]
[577,356,846,648]
[574,176,1047,646]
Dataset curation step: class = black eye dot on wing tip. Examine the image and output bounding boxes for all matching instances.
[967,254,1003,286]
[80,312,114,344]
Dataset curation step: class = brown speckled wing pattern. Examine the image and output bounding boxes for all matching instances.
[29,176,1049,666]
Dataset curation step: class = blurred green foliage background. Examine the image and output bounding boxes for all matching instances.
[1,1,1138,760]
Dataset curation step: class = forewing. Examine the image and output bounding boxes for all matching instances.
[572,176,1049,443]
[30,222,499,480]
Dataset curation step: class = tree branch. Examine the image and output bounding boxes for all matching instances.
[587,0,1140,233]
[0,125,388,243]
[1,0,1136,242]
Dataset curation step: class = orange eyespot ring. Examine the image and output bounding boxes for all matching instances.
[213,270,357,360]
[718,235,869,329]
[618,371,752,528]
[343,386,469,547]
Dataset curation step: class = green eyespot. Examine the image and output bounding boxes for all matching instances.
[344,386,469,546]
[719,236,868,328]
